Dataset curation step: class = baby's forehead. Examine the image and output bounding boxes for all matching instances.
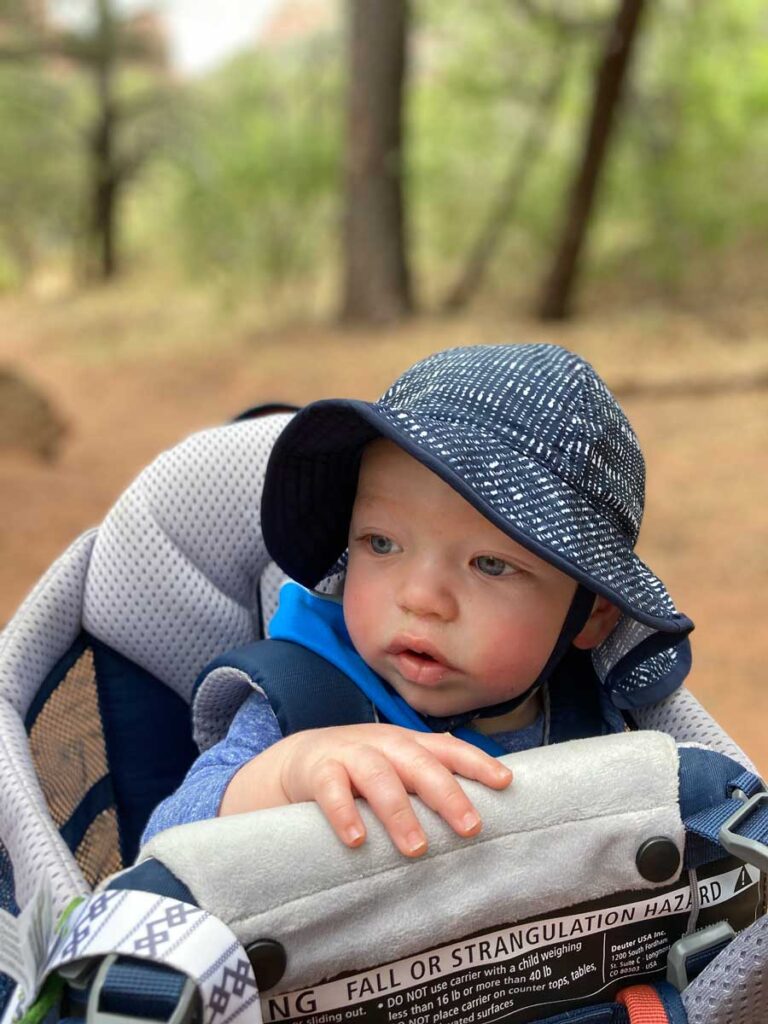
[355,439,438,500]
[356,438,416,484]
[353,440,539,557]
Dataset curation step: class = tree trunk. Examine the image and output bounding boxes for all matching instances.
[341,0,412,324]
[443,62,564,313]
[90,108,119,280]
[87,0,120,281]
[538,0,647,321]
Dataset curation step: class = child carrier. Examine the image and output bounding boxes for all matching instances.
[0,410,766,1024]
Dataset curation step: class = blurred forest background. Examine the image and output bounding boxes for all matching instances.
[0,0,766,768]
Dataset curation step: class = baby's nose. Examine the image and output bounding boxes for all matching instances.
[396,570,458,621]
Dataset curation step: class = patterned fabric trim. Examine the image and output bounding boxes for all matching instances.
[3,890,260,1024]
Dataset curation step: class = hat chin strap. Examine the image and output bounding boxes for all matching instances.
[420,583,595,734]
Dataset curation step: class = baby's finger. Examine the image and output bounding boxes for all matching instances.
[419,734,513,789]
[396,746,485,839]
[344,745,428,858]
[311,758,367,849]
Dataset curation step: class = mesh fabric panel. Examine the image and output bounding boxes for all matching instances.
[84,415,294,702]
[0,839,19,1014]
[29,647,106,829]
[0,700,86,914]
[682,915,767,1023]
[27,644,122,888]
[0,536,94,916]
[592,616,656,678]
[633,687,758,774]
[75,808,122,888]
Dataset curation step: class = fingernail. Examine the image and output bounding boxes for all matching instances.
[407,830,427,854]
[346,826,364,845]
[462,812,480,833]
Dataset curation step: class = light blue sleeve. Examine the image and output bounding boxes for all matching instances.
[141,688,283,846]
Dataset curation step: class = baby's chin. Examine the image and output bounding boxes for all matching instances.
[387,679,478,719]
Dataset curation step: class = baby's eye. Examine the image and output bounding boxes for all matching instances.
[473,555,515,577]
[369,534,397,555]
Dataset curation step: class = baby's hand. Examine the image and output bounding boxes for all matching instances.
[220,724,512,857]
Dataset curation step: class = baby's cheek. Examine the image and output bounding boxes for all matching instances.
[473,622,550,692]
[343,582,379,660]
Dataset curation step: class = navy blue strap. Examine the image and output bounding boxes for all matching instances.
[678,747,768,869]
[199,639,506,754]
[655,980,688,1023]
[685,791,768,868]
[107,859,196,905]
[534,1005,629,1022]
[97,959,190,1020]
[526,981,685,1022]
[199,639,377,737]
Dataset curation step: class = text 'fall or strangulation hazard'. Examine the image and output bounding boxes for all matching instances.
[262,859,761,1024]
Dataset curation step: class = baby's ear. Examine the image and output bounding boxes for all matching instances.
[572,596,621,650]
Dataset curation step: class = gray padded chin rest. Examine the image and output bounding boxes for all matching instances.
[140,731,683,992]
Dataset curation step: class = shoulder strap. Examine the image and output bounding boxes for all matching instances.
[193,639,376,747]
[547,648,628,744]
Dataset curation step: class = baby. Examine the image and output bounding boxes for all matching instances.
[143,344,693,856]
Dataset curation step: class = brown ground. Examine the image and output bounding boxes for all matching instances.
[1,281,766,773]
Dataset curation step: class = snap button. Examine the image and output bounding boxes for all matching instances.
[636,836,681,883]
[245,939,287,990]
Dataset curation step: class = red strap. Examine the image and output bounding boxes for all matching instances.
[616,984,669,1023]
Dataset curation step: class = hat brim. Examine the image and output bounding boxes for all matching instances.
[261,398,692,635]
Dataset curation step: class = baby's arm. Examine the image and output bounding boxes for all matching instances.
[220,723,513,858]
[141,691,283,845]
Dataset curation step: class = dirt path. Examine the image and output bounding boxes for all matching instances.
[1,288,766,772]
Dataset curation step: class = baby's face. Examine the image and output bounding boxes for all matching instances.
[343,440,578,718]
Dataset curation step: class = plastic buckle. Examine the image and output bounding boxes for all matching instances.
[86,954,199,1024]
[718,791,768,873]
[666,921,735,990]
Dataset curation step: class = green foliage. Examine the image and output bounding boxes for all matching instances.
[1,0,768,305]
[0,0,182,284]
[409,0,589,298]
[162,41,342,295]
[590,0,768,286]
[0,65,83,285]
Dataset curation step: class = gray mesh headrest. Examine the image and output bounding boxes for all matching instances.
[83,415,293,701]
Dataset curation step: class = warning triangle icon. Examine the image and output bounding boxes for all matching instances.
[734,865,752,892]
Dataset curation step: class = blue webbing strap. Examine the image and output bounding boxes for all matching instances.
[97,960,190,1021]
[529,980,686,1023]
[533,1005,630,1022]
[678,747,768,870]
[681,935,734,983]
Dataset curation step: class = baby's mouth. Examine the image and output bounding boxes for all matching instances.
[386,638,453,686]
[404,648,436,663]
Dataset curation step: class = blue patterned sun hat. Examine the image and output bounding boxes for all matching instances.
[261,344,693,708]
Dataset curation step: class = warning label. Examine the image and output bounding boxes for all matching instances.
[262,859,762,1024]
